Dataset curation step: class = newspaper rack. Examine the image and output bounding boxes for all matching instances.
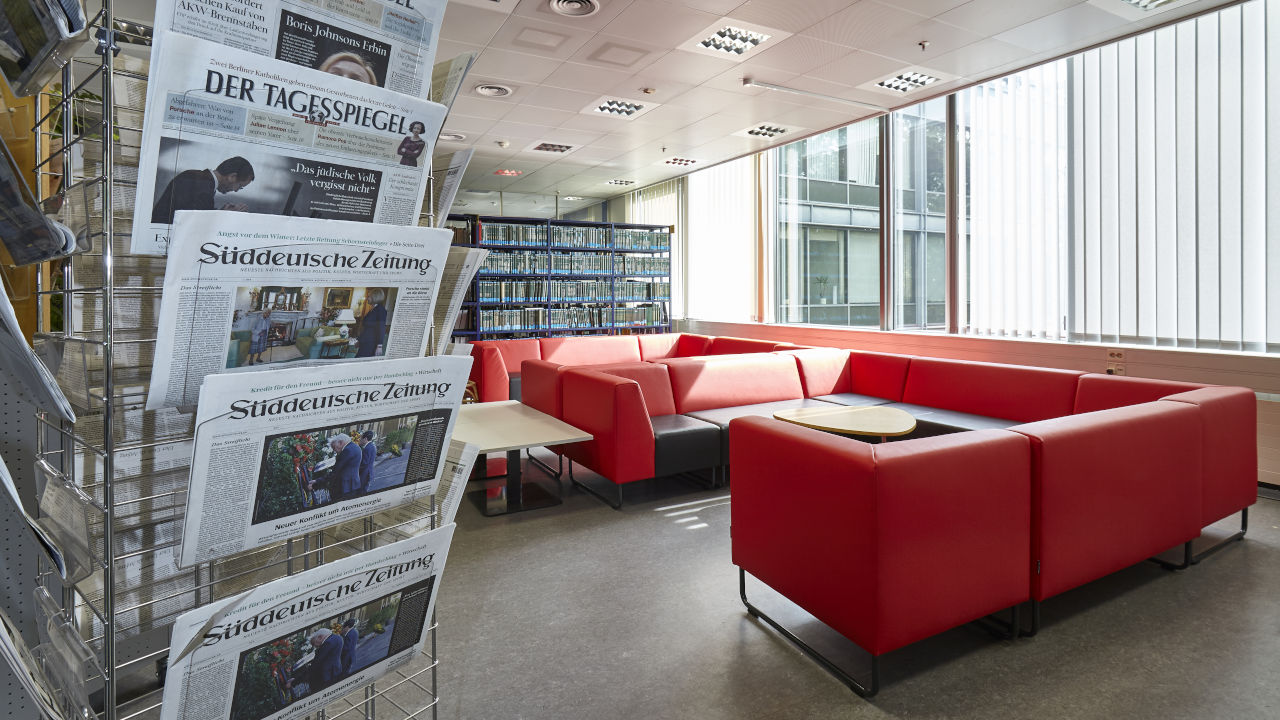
[30,3,461,718]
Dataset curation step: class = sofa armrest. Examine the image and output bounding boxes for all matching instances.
[561,369,655,484]
[470,344,510,403]
[1161,387,1257,525]
[521,359,565,418]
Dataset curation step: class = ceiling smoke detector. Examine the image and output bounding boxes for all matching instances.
[474,84,514,98]
[438,132,467,142]
[548,0,600,17]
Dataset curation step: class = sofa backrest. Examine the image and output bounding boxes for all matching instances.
[660,354,804,413]
[1073,373,1205,414]
[637,333,713,360]
[850,350,913,402]
[708,336,785,355]
[540,335,642,365]
[780,348,853,397]
[592,362,678,416]
[1161,387,1258,526]
[471,338,541,373]
[902,357,1083,422]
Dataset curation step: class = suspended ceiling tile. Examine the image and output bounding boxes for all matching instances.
[625,102,706,130]
[438,114,499,136]
[511,0,640,32]
[436,39,485,64]
[542,62,634,93]
[937,0,1082,36]
[538,127,607,146]
[679,112,758,145]
[487,119,552,140]
[441,3,512,46]
[451,95,518,120]
[743,34,857,75]
[885,0,971,18]
[566,145,627,163]
[665,86,749,112]
[859,18,985,63]
[519,84,604,112]
[570,34,666,72]
[673,0,751,15]
[809,1,936,49]
[925,38,1029,78]
[489,16,596,60]
[600,0,722,48]
[996,3,1129,53]
[450,0,520,13]
[732,0,857,33]
[558,112,649,133]
[470,48,565,84]
[607,77,694,104]
[639,49,740,86]
[807,49,911,88]
[700,64,796,94]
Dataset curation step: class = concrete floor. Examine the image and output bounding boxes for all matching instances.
[417,453,1280,719]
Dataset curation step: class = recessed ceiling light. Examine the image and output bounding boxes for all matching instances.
[1120,0,1177,9]
[475,84,514,98]
[582,95,659,120]
[665,158,697,167]
[531,142,574,153]
[733,121,804,141]
[876,71,939,93]
[748,125,787,138]
[699,26,770,56]
[607,179,635,186]
[562,196,585,201]
[596,99,644,116]
[439,132,467,142]
[495,169,523,176]
[548,0,600,17]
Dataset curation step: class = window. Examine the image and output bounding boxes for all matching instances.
[687,157,757,322]
[893,98,948,329]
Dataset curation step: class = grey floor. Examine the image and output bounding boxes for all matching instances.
[420,452,1280,719]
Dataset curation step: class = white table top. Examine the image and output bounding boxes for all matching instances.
[773,405,916,437]
[453,400,593,454]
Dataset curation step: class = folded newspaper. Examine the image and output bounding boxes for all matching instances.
[180,355,470,566]
[161,524,455,720]
[155,0,446,100]
[0,277,74,421]
[0,450,66,579]
[131,28,447,255]
[146,211,453,410]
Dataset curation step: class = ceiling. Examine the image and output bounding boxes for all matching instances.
[436,0,1239,208]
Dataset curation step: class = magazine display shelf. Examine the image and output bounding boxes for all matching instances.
[28,3,455,719]
[447,214,673,340]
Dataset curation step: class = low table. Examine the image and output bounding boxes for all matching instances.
[451,400,592,516]
[773,405,916,441]
[318,336,349,359]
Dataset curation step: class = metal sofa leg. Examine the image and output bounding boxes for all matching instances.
[1191,507,1248,565]
[569,461,624,510]
[1019,599,1041,638]
[738,567,879,698]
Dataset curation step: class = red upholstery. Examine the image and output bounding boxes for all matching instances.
[850,350,913,401]
[540,335,641,365]
[730,417,1030,656]
[1161,387,1258,525]
[468,339,542,402]
[590,362,677,417]
[637,333,714,360]
[708,336,783,355]
[903,357,1084,422]
[1012,402,1202,601]
[1073,373,1205,414]
[560,369,655,484]
[660,354,804,414]
[520,359,567,418]
[780,348,852,397]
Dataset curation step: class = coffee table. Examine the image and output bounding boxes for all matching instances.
[773,405,916,441]
[451,400,592,516]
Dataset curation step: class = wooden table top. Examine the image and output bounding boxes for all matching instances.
[453,400,593,454]
[772,405,916,438]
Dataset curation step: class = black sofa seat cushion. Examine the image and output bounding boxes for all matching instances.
[813,392,892,407]
[509,372,522,401]
[885,402,1020,435]
[652,414,722,477]
[685,398,834,458]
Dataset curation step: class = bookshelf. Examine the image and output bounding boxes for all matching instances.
[447,215,673,339]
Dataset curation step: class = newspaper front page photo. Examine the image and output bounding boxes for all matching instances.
[161,525,455,720]
[132,28,446,255]
[146,210,453,409]
[180,355,470,566]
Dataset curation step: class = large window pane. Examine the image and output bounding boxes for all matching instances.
[893,98,948,330]
[774,119,882,326]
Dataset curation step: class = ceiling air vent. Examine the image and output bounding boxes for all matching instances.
[549,0,600,17]
[474,84,514,98]
[438,132,467,142]
[876,72,939,93]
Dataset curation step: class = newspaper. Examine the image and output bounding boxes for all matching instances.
[155,0,446,100]
[180,355,470,566]
[428,51,476,111]
[0,0,85,96]
[0,607,63,720]
[146,211,453,410]
[0,279,74,420]
[431,247,486,355]
[427,148,471,227]
[0,450,65,579]
[160,524,455,720]
[131,28,447,256]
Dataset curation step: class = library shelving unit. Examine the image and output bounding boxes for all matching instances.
[446,215,673,340]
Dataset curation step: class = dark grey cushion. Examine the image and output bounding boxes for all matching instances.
[884,402,1020,434]
[813,393,892,407]
[508,372,521,401]
[652,414,722,476]
[686,398,835,459]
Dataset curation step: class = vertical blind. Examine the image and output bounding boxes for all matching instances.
[686,156,758,322]
[624,179,685,318]
[958,0,1280,352]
